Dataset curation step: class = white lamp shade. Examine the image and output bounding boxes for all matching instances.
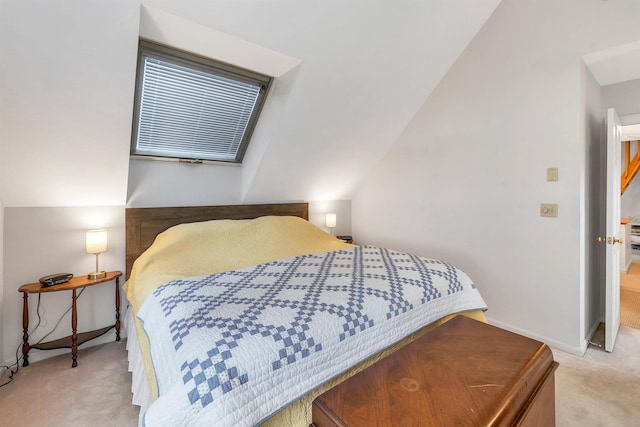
[86,229,108,254]
[325,213,337,228]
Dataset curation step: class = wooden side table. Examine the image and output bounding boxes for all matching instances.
[18,270,122,368]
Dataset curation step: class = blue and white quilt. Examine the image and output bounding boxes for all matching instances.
[137,245,487,427]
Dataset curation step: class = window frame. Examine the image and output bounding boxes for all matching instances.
[130,39,273,164]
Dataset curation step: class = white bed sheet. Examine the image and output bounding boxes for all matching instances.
[124,305,150,426]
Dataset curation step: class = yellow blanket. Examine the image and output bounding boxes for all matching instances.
[124,216,354,400]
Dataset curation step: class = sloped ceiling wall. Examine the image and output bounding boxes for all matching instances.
[0,0,138,207]
[0,0,502,208]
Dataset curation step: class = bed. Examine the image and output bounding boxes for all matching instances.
[123,203,487,426]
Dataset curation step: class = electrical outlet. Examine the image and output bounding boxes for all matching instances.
[540,203,558,218]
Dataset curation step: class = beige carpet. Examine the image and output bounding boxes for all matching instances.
[0,341,138,427]
[554,326,640,426]
[620,263,640,330]
[621,288,640,330]
[621,262,640,292]
[1,330,640,426]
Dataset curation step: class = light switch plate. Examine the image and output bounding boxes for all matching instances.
[547,167,558,182]
[540,203,558,218]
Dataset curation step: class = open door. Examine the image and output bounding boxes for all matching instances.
[604,107,622,352]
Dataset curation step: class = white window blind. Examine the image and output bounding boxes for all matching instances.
[131,41,271,163]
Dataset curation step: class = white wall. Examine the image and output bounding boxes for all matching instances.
[308,200,352,239]
[2,207,125,366]
[602,78,640,117]
[0,1,138,208]
[0,200,4,368]
[127,159,243,207]
[621,170,640,220]
[353,0,640,354]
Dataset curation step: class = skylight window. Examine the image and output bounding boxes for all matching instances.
[131,40,272,163]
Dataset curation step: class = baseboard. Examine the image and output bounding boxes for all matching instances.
[486,316,586,356]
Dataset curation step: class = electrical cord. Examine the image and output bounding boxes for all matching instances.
[0,341,24,389]
[0,289,85,388]
[36,288,85,344]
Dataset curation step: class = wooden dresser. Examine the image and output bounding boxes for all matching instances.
[312,315,558,427]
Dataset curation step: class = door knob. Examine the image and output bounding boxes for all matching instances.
[597,236,624,244]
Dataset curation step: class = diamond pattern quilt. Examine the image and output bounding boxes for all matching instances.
[137,246,487,426]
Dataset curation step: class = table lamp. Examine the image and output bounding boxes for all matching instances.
[326,213,337,236]
[86,229,107,279]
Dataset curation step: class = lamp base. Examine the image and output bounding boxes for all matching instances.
[87,271,106,280]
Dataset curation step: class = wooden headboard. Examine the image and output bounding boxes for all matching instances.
[125,203,309,278]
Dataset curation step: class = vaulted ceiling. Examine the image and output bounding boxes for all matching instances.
[2,0,503,207]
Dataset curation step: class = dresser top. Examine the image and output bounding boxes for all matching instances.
[313,315,557,426]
